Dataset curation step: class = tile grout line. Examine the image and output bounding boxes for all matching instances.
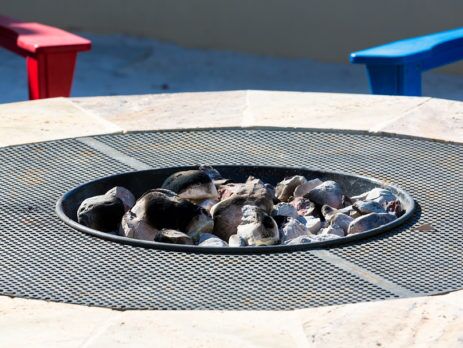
[79,135,417,299]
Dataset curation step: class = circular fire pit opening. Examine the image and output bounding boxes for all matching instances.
[56,165,415,253]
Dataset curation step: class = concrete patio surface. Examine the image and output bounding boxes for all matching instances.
[0,90,462,347]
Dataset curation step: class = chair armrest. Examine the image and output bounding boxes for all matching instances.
[0,15,91,56]
[350,28,463,71]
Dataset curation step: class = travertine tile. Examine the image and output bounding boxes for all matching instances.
[376,98,463,143]
[88,310,307,348]
[298,289,463,348]
[0,296,117,348]
[243,91,429,130]
[0,98,121,146]
[72,91,247,131]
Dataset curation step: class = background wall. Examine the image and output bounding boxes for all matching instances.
[4,0,463,73]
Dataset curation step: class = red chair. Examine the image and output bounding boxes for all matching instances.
[0,15,91,100]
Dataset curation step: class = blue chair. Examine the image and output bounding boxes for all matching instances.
[350,28,463,96]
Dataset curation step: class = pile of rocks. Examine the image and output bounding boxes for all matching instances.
[77,166,404,247]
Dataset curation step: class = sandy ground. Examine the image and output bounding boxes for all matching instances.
[1,33,463,104]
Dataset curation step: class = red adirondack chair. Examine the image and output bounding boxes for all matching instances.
[0,15,91,100]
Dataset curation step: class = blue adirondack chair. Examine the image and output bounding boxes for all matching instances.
[350,28,463,96]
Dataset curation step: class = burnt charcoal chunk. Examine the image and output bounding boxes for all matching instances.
[77,195,125,232]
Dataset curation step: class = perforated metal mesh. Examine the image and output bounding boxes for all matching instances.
[0,129,461,309]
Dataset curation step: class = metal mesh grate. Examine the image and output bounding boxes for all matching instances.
[0,129,461,309]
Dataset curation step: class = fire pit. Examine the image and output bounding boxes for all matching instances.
[57,166,415,253]
[1,128,461,310]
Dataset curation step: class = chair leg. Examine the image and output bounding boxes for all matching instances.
[366,64,422,96]
[27,52,77,100]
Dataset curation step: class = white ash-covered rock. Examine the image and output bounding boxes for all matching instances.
[77,166,406,248]
[236,205,279,246]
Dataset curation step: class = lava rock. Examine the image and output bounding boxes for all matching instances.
[309,234,341,242]
[161,170,219,201]
[275,175,307,202]
[236,205,279,246]
[353,200,386,215]
[229,234,247,247]
[303,216,322,234]
[320,225,345,237]
[119,210,159,240]
[294,178,323,198]
[198,237,228,247]
[290,197,316,216]
[155,229,193,245]
[272,202,299,219]
[105,186,135,212]
[330,213,353,234]
[211,185,274,241]
[77,194,125,232]
[348,213,396,235]
[284,235,313,245]
[280,218,308,244]
[306,181,343,209]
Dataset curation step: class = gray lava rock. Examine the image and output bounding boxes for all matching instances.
[119,210,159,240]
[105,186,135,212]
[290,197,316,216]
[353,200,386,215]
[284,235,313,245]
[320,225,345,237]
[275,175,307,202]
[330,213,353,234]
[309,234,341,242]
[198,237,228,247]
[155,229,193,245]
[236,205,279,246]
[306,181,343,209]
[211,184,274,241]
[77,194,125,232]
[229,234,247,247]
[280,218,308,244]
[272,202,299,219]
[348,213,396,235]
[294,178,323,198]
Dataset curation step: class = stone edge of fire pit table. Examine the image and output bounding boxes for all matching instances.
[0,90,462,347]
